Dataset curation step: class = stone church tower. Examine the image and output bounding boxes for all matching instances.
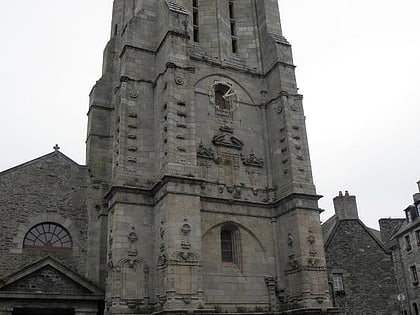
[86,0,337,314]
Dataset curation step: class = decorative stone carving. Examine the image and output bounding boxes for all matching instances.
[128,226,138,257]
[287,232,293,247]
[129,91,138,99]
[212,133,243,149]
[197,141,215,160]
[181,223,191,235]
[220,124,234,133]
[127,157,137,163]
[241,152,264,168]
[175,76,184,85]
[172,251,200,262]
[158,254,167,267]
[308,234,315,245]
[181,240,191,250]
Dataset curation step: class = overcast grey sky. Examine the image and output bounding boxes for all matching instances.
[0,1,419,229]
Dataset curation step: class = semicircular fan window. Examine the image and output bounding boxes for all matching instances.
[23,222,72,250]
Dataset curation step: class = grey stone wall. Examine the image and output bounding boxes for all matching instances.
[0,152,89,278]
[326,220,399,314]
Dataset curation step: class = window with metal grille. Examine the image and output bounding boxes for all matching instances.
[23,222,72,250]
[220,225,241,269]
[332,273,344,291]
[221,230,234,263]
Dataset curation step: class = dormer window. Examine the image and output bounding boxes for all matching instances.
[406,205,419,223]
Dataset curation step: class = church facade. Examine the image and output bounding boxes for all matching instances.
[0,1,338,314]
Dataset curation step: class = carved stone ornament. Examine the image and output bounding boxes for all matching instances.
[308,234,315,245]
[197,141,215,159]
[265,276,277,286]
[181,223,191,235]
[212,133,243,150]
[158,254,167,267]
[128,229,138,257]
[172,251,200,262]
[181,240,191,250]
[129,91,138,99]
[241,152,264,168]
[175,76,184,85]
[219,124,234,133]
[287,232,293,247]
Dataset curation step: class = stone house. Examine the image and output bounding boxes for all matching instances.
[322,191,400,314]
[380,181,420,315]
[0,1,340,315]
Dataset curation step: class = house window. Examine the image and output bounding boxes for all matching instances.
[221,225,241,268]
[405,235,413,252]
[23,222,72,250]
[229,0,238,53]
[332,273,344,291]
[411,266,419,285]
[192,0,199,42]
[416,230,420,246]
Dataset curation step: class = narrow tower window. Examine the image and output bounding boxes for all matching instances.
[193,0,199,42]
[229,0,238,53]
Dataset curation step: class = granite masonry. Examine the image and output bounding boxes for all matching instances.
[322,192,400,314]
[0,1,339,315]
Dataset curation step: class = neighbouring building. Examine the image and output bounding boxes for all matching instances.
[322,191,400,314]
[0,1,340,314]
[380,181,420,315]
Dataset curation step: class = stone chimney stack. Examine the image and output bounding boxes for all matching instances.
[413,180,420,205]
[333,190,359,220]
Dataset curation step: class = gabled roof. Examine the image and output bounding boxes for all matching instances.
[322,216,388,253]
[0,256,103,299]
[321,214,338,244]
[0,150,86,176]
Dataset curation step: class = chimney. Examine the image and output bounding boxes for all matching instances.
[414,180,420,205]
[333,191,359,220]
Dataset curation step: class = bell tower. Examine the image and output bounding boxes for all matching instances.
[86,1,338,314]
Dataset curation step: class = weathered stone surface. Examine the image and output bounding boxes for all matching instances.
[324,193,400,314]
[0,1,338,314]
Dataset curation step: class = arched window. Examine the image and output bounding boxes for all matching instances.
[23,222,72,250]
[220,225,241,268]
